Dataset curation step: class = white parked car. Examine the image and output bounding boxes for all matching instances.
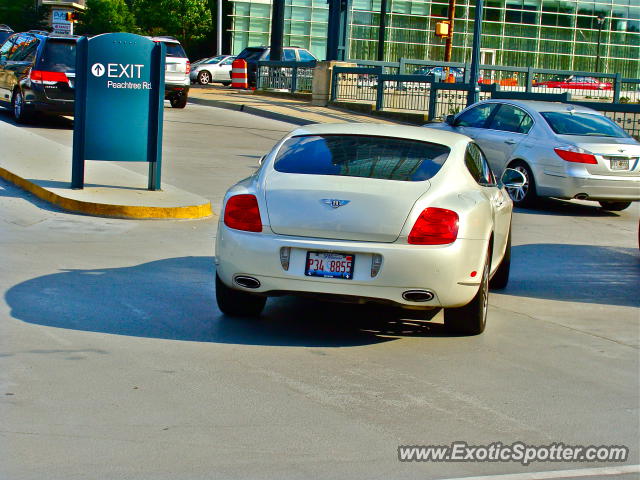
[190,55,235,85]
[215,124,525,335]
[425,100,640,210]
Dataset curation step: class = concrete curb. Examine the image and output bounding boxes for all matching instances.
[0,165,213,219]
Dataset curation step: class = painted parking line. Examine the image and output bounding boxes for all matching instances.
[437,464,640,480]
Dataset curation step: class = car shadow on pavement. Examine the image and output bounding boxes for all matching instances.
[513,198,628,217]
[507,244,640,307]
[0,109,73,129]
[5,256,448,347]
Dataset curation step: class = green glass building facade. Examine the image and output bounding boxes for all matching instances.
[229,0,640,77]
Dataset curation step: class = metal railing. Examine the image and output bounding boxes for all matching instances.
[256,60,316,93]
[331,63,640,137]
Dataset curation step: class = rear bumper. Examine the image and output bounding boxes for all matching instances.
[165,82,190,98]
[215,225,490,309]
[24,99,74,116]
[538,165,640,201]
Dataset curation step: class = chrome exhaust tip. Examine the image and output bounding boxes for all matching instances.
[402,290,435,302]
[234,275,261,289]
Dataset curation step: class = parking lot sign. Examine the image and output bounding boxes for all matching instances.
[72,33,165,190]
[52,10,73,35]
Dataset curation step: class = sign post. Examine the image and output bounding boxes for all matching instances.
[72,33,165,190]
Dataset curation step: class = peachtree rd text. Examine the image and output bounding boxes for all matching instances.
[398,442,628,465]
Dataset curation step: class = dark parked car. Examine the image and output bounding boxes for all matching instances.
[233,46,317,87]
[0,25,13,45]
[0,31,77,122]
[412,66,464,82]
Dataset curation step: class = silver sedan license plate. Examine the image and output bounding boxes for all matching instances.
[610,158,629,170]
[305,252,354,280]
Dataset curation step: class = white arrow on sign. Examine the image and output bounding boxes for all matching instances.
[91,63,106,77]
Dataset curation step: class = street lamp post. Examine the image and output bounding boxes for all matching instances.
[217,0,222,55]
[466,0,484,106]
[595,14,606,73]
[444,0,456,63]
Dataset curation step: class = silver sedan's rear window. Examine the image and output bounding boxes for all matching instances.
[540,112,629,138]
[274,134,450,181]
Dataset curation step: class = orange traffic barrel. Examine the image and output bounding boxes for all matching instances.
[231,58,248,89]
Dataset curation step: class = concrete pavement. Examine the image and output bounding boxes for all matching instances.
[188,84,399,125]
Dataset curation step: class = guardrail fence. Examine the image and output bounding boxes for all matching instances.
[256,60,316,93]
[254,58,640,138]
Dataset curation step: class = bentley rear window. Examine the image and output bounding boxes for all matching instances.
[274,134,450,181]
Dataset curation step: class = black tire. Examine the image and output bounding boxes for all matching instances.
[216,274,266,317]
[170,94,188,109]
[506,161,537,207]
[12,90,31,123]
[490,228,511,290]
[221,81,231,86]
[197,70,211,85]
[598,201,631,211]
[444,250,490,336]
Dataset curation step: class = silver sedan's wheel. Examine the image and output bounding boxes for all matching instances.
[197,71,211,85]
[506,162,537,207]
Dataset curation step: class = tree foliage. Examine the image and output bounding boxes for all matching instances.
[76,0,137,35]
[132,0,211,48]
[0,0,50,32]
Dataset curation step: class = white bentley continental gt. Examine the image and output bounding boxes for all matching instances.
[214,124,525,335]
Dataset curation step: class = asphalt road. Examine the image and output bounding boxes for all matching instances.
[1,103,639,480]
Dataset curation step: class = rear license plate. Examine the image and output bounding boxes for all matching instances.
[610,158,629,170]
[305,252,354,280]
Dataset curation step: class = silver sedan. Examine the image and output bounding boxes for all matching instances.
[190,55,235,85]
[215,124,525,335]
[425,100,640,211]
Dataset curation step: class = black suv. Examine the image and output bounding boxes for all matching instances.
[0,25,13,45]
[234,46,317,87]
[0,31,77,122]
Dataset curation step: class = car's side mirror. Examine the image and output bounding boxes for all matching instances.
[500,168,526,188]
[445,114,456,126]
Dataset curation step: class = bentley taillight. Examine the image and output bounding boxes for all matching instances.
[224,194,262,232]
[408,208,459,245]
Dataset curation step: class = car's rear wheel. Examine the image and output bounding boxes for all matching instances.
[506,161,537,207]
[598,201,631,211]
[197,71,211,85]
[170,94,188,109]
[12,90,31,123]
[489,228,511,290]
[216,274,266,317]
[444,250,489,336]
